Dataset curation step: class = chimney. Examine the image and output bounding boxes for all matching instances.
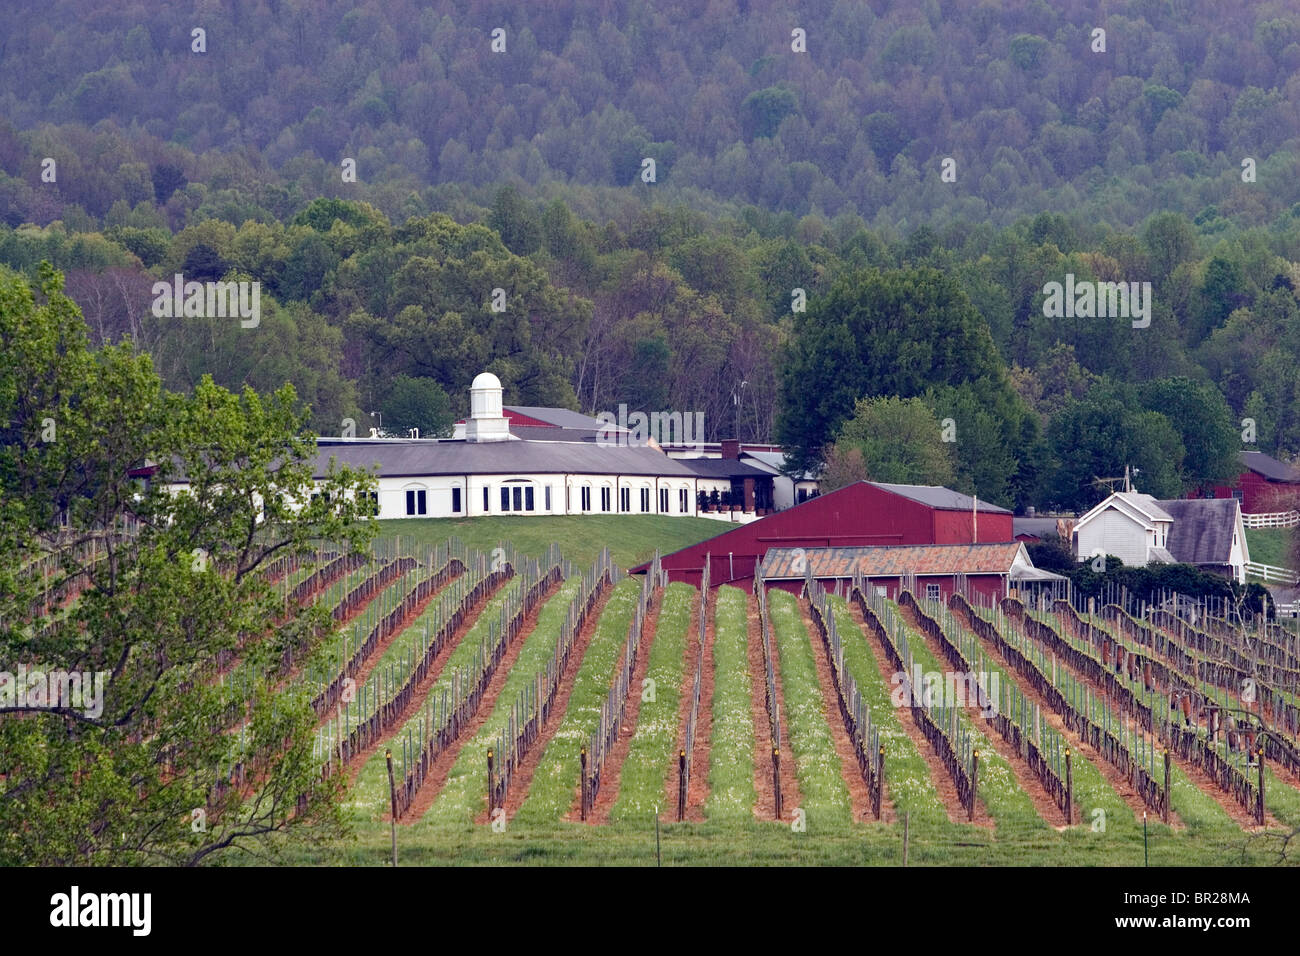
[721,439,740,460]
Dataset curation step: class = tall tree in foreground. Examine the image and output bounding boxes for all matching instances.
[0,263,377,865]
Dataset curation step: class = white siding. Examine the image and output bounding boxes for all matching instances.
[1076,508,1149,567]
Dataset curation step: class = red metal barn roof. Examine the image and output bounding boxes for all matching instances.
[632,480,1013,586]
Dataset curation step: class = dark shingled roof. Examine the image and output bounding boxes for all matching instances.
[675,458,773,479]
[871,482,1012,514]
[762,543,1026,579]
[1241,450,1300,483]
[307,438,703,479]
[1156,498,1239,565]
[1014,517,1064,538]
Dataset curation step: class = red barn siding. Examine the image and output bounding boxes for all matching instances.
[646,481,1013,588]
[932,509,1014,543]
[1192,470,1297,513]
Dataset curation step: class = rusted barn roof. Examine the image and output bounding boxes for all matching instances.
[761,542,1027,579]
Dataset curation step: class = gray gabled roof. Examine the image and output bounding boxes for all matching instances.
[1014,517,1064,538]
[676,458,772,479]
[1156,498,1240,565]
[309,438,703,479]
[505,405,612,431]
[743,450,818,481]
[870,482,1011,514]
[1241,450,1300,483]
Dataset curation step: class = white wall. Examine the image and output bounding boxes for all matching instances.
[1076,508,1150,567]
[373,473,708,519]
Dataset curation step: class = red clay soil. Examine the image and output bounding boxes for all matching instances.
[1002,614,1273,828]
[665,591,713,821]
[1143,623,1300,790]
[846,600,992,828]
[393,576,563,823]
[982,617,1160,825]
[319,569,466,728]
[898,601,1072,828]
[746,591,801,822]
[496,585,617,823]
[216,558,365,682]
[585,592,664,823]
[796,599,891,823]
[345,573,514,783]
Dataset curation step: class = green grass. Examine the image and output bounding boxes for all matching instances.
[417,577,585,828]
[827,597,951,826]
[704,586,757,823]
[347,575,519,819]
[890,602,1047,839]
[924,599,1144,841]
[609,583,695,823]
[513,578,642,824]
[373,515,722,574]
[1244,527,1293,570]
[767,590,852,826]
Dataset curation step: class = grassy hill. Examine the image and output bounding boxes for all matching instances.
[373,514,727,571]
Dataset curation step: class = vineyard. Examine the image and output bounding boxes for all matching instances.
[203,535,1300,866]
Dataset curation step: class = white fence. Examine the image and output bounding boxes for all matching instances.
[1243,510,1300,528]
[1246,560,1300,585]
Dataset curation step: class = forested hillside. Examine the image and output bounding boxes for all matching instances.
[2,0,1299,512]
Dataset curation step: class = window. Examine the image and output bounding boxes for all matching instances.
[513,486,523,512]
[601,487,611,512]
[405,488,426,516]
[660,488,669,513]
[483,486,489,512]
[451,487,461,514]
[525,487,534,512]
[620,487,630,512]
[874,586,887,598]
[501,487,511,511]
[680,488,689,513]
[544,486,551,511]
[1231,489,1243,501]
[926,583,941,602]
[581,487,592,511]
[641,488,651,512]
[364,492,379,516]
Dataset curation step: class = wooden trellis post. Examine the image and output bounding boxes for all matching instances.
[969,749,980,822]
[772,746,782,819]
[580,747,589,821]
[1065,748,1073,825]
[678,749,687,822]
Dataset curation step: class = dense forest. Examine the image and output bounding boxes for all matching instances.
[2,0,1300,513]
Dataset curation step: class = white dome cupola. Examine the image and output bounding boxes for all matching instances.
[466,371,511,442]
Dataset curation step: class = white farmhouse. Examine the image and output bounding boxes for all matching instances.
[1072,491,1249,583]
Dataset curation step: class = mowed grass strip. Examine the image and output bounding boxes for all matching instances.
[704,586,757,823]
[348,577,519,820]
[419,577,584,827]
[828,597,949,825]
[937,605,1141,839]
[768,590,852,827]
[514,578,642,824]
[891,605,1045,837]
[610,582,695,823]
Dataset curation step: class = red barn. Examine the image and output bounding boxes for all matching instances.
[759,542,1066,605]
[633,480,1013,588]
[1190,451,1300,514]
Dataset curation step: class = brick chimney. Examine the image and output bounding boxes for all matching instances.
[721,438,740,460]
